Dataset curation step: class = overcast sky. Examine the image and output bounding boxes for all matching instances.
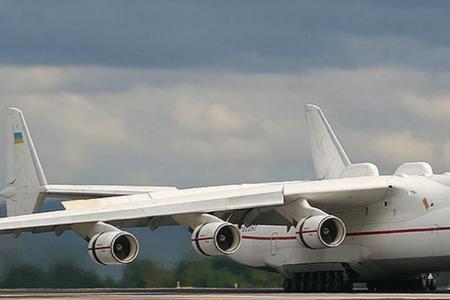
[1,1,450,270]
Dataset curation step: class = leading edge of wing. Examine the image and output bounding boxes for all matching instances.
[0,185,284,234]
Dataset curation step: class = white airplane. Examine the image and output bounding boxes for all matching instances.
[0,105,448,293]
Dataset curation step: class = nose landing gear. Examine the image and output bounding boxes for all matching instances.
[367,273,437,292]
[427,273,437,291]
[283,272,438,293]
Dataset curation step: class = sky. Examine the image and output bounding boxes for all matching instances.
[1,0,450,273]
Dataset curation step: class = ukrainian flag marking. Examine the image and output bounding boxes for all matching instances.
[14,132,24,144]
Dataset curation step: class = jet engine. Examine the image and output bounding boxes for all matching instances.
[296,215,346,249]
[88,231,139,265]
[191,222,242,256]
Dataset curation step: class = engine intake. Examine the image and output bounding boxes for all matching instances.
[192,222,242,256]
[88,231,139,265]
[296,215,346,249]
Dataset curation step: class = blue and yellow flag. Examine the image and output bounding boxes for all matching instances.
[14,132,24,144]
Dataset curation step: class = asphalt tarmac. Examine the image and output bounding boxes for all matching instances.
[2,289,450,300]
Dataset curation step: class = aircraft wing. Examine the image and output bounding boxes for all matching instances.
[222,176,390,226]
[0,176,390,235]
[0,185,284,234]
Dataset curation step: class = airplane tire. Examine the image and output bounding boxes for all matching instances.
[283,278,294,293]
[336,271,344,292]
[330,271,338,292]
[323,271,330,292]
[300,274,305,292]
[317,272,325,292]
[343,281,353,292]
[288,271,352,293]
[427,278,437,291]
[297,273,305,292]
[417,276,428,291]
[306,272,313,292]
[292,274,302,293]
[311,272,318,292]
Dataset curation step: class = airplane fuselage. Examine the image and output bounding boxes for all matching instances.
[230,174,450,282]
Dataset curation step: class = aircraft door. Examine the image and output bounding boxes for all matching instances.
[271,232,278,256]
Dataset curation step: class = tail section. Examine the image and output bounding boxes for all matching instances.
[305,104,378,179]
[1,108,47,216]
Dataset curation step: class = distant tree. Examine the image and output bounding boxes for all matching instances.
[118,259,172,288]
[46,260,104,288]
[102,276,118,288]
[173,256,282,288]
[0,263,48,288]
[0,256,282,288]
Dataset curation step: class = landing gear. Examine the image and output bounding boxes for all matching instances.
[368,274,437,292]
[417,276,428,292]
[427,273,437,291]
[283,278,293,293]
[284,271,353,293]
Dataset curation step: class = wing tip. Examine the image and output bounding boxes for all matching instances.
[8,107,23,115]
[305,103,321,112]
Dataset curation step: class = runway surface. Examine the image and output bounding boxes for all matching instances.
[2,289,450,300]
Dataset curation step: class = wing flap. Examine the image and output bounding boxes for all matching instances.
[44,184,177,199]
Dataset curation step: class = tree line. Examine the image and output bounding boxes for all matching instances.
[0,256,283,288]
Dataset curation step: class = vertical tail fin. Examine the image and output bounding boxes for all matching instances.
[305,104,350,179]
[304,104,379,179]
[0,108,47,216]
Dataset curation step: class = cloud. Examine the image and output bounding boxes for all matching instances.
[1,2,450,71]
[1,64,450,186]
[402,97,450,124]
[172,101,252,135]
[0,66,68,93]
[21,98,129,166]
[370,131,435,166]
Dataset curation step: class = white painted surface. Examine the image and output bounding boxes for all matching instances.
[305,104,350,180]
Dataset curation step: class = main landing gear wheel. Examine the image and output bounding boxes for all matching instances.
[283,278,293,293]
[284,271,353,293]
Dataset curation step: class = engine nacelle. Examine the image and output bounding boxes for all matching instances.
[296,215,346,249]
[191,222,242,256]
[88,231,139,265]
